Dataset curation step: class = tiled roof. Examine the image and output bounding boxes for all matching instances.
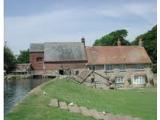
[86,46,151,65]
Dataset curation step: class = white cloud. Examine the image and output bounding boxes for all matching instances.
[123,2,156,23]
[5,1,156,54]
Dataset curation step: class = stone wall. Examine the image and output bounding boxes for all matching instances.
[75,68,154,89]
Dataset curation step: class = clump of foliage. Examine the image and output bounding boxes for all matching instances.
[17,49,29,63]
[132,25,157,73]
[93,29,130,46]
[4,46,17,73]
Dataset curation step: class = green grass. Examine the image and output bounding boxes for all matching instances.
[42,78,157,120]
[5,79,94,120]
[6,78,157,120]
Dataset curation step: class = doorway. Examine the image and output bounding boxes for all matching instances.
[59,69,64,75]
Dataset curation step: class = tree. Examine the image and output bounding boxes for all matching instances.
[132,25,157,73]
[17,49,29,63]
[4,47,17,73]
[93,29,130,46]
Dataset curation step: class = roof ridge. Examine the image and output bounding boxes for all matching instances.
[44,42,82,44]
[89,45,143,47]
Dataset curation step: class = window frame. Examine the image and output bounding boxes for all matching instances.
[133,75,145,84]
[105,64,113,71]
[36,57,43,62]
[115,76,124,84]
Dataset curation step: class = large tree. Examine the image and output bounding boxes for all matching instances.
[93,29,130,46]
[17,49,29,63]
[132,25,157,73]
[4,47,17,73]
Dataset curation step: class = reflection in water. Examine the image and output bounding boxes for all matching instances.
[4,78,49,115]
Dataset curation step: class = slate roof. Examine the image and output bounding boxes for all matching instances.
[86,46,152,65]
[30,43,44,52]
[44,42,87,62]
[30,42,87,62]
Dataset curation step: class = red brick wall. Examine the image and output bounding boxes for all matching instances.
[30,52,87,70]
[30,52,44,70]
[44,62,87,70]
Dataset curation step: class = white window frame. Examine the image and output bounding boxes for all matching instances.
[104,64,113,71]
[133,75,145,84]
[115,77,124,84]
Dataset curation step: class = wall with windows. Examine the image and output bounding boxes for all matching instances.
[30,52,44,70]
[88,64,149,72]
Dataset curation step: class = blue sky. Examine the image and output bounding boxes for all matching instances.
[5,0,157,54]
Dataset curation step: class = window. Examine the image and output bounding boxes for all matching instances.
[105,65,113,71]
[128,64,145,71]
[135,64,144,69]
[89,65,95,70]
[36,57,43,62]
[115,77,124,83]
[114,64,126,71]
[120,64,126,70]
[133,76,145,84]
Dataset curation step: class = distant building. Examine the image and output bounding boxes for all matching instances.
[12,63,31,74]
[29,40,87,75]
[29,38,153,88]
[86,45,152,87]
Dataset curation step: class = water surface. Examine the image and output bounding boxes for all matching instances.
[4,78,49,115]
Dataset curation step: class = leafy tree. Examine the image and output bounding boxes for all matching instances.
[4,47,17,73]
[132,25,157,73]
[17,49,29,63]
[93,29,130,46]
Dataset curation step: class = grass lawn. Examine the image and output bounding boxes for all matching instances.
[6,78,157,120]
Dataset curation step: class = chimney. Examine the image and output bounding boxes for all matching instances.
[117,38,121,46]
[81,37,85,46]
[138,38,143,47]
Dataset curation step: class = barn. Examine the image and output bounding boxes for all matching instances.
[29,39,87,75]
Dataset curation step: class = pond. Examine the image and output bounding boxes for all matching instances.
[4,78,50,115]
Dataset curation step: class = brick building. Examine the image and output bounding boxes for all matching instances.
[29,40,87,74]
[29,39,153,87]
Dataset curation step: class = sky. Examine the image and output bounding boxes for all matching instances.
[5,0,157,54]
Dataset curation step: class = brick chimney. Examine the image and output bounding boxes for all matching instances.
[117,38,121,46]
[138,38,143,47]
[81,37,85,46]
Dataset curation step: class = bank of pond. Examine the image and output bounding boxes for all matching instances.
[4,77,50,115]
[5,78,156,120]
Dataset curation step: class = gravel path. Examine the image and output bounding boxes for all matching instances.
[48,98,142,120]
